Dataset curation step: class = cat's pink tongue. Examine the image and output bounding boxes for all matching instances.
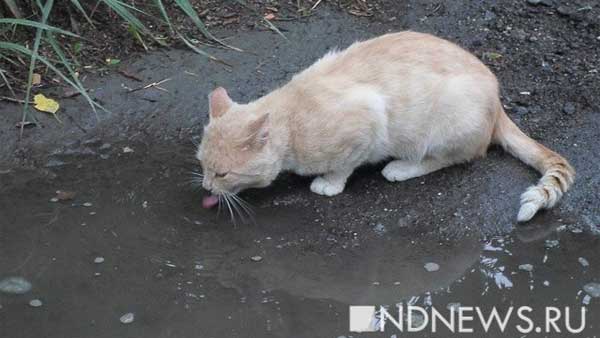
[202,195,219,209]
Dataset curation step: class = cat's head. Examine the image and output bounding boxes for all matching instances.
[196,87,280,195]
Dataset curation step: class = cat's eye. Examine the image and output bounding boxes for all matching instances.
[215,172,228,178]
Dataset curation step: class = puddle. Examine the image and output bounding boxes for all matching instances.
[1,141,598,338]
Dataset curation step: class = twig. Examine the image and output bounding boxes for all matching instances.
[118,69,143,82]
[263,18,288,41]
[1,96,33,104]
[311,0,323,11]
[0,70,16,98]
[127,78,172,93]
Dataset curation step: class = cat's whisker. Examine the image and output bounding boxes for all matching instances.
[222,194,237,225]
[230,194,255,217]
[226,194,247,224]
[217,194,222,216]
[227,193,255,224]
[188,171,204,178]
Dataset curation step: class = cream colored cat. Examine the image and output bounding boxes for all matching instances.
[197,32,574,222]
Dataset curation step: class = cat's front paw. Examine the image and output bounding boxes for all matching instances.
[310,176,345,196]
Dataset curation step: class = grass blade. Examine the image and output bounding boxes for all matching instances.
[153,0,174,34]
[19,0,56,136]
[0,42,108,114]
[45,32,100,118]
[0,18,79,38]
[0,69,17,97]
[69,0,94,26]
[100,0,146,33]
[3,0,22,18]
[177,32,231,67]
[174,0,242,52]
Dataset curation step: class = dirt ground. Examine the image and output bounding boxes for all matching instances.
[1,1,599,337]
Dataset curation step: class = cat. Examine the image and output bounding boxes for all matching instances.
[196,31,574,222]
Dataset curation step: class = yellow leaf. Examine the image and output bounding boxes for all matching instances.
[32,73,41,85]
[33,94,60,114]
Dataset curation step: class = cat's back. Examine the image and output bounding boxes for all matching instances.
[296,31,493,82]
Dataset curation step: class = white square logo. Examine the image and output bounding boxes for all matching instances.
[349,306,378,332]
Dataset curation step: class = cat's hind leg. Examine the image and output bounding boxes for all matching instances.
[382,159,448,182]
[310,170,353,196]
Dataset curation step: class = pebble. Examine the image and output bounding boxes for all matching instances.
[99,143,112,151]
[29,299,43,307]
[556,6,574,17]
[583,283,600,298]
[0,277,32,294]
[578,257,589,268]
[120,312,135,324]
[373,222,386,236]
[519,264,534,272]
[424,262,440,272]
[563,102,575,115]
[483,10,496,21]
[45,158,66,168]
[94,257,105,264]
[526,0,553,6]
[250,256,263,262]
[544,239,559,248]
[515,106,529,115]
[582,294,591,305]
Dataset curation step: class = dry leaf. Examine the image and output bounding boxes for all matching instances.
[32,73,41,85]
[33,94,60,114]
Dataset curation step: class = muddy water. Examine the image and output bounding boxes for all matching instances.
[1,0,599,336]
[1,140,598,338]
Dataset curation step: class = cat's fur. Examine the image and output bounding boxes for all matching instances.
[197,32,574,222]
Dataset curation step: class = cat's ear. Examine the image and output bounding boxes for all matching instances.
[246,114,269,148]
[208,87,233,118]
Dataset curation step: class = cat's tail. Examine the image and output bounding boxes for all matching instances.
[492,108,575,222]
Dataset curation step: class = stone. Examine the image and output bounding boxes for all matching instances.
[583,283,600,298]
[519,264,534,272]
[515,106,529,115]
[29,299,43,307]
[563,102,575,115]
[99,143,112,151]
[424,262,440,272]
[578,257,589,268]
[120,312,135,324]
[0,277,32,294]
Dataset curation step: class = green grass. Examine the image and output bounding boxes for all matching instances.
[0,0,236,133]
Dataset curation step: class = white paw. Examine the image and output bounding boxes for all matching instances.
[382,164,414,182]
[310,177,344,196]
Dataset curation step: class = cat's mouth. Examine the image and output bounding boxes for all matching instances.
[202,195,219,209]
